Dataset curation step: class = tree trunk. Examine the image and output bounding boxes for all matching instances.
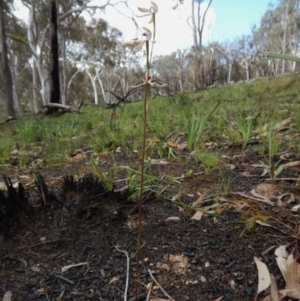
[66,68,83,104]
[86,70,98,105]
[0,0,15,118]
[227,59,233,83]
[97,74,107,104]
[190,0,212,89]
[32,58,42,113]
[61,35,67,105]
[10,55,22,114]
[49,0,60,104]
[27,2,50,105]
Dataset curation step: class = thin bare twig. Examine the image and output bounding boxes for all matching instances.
[148,269,175,301]
[115,245,130,301]
[145,280,153,301]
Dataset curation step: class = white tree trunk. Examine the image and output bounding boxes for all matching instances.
[97,74,107,104]
[227,59,233,83]
[86,70,98,105]
[28,3,50,105]
[8,51,22,114]
[66,68,83,104]
[32,58,42,113]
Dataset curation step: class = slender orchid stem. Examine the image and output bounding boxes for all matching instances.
[133,5,157,300]
[135,40,150,301]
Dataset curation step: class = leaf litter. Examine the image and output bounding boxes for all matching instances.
[254,245,300,300]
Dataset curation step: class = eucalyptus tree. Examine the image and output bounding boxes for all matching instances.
[277,0,300,73]
[252,10,279,75]
[49,0,60,105]
[74,18,123,105]
[18,0,115,109]
[0,0,15,118]
[214,40,236,84]
[189,0,212,89]
[153,49,189,92]
[253,0,300,75]
[118,46,144,98]
[236,35,257,81]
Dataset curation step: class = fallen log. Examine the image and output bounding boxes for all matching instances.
[43,103,81,115]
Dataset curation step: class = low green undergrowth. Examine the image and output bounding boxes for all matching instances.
[0,73,299,169]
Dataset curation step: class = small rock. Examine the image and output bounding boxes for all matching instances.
[200,276,206,282]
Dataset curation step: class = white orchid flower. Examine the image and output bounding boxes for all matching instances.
[142,27,152,41]
[123,28,152,50]
[144,71,153,83]
[123,39,145,49]
[132,71,168,88]
[137,1,158,23]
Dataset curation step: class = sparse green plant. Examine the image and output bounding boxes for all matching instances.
[267,124,281,158]
[260,159,284,179]
[186,102,220,149]
[260,124,284,179]
[194,149,220,174]
[244,84,254,98]
[237,113,260,150]
[127,173,139,199]
[292,137,300,154]
[224,126,241,146]
[90,158,113,191]
[165,143,177,159]
[293,111,300,132]
[157,141,164,158]
[216,175,234,197]
[0,138,13,164]
[175,92,191,106]
[255,142,267,156]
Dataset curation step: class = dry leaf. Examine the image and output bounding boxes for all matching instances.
[2,291,12,301]
[285,260,300,290]
[165,216,181,223]
[275,245,288,259]
[254,256,271,295]
[109,275,119,285]
[284,161,300,168]
[279,288,300,299]
[275,245,293,282]
[274,245,300,299]
[191,211,203,221]
[276,256,289,282]
[167,140,187,150]
[61,262,88,272]
[274,117,293,132]
[31,266,41,272]
[292,204,300,212]
[35,288,46,295]
[270,274,279,301]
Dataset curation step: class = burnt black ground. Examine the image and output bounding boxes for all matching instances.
[0,153,299,301]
